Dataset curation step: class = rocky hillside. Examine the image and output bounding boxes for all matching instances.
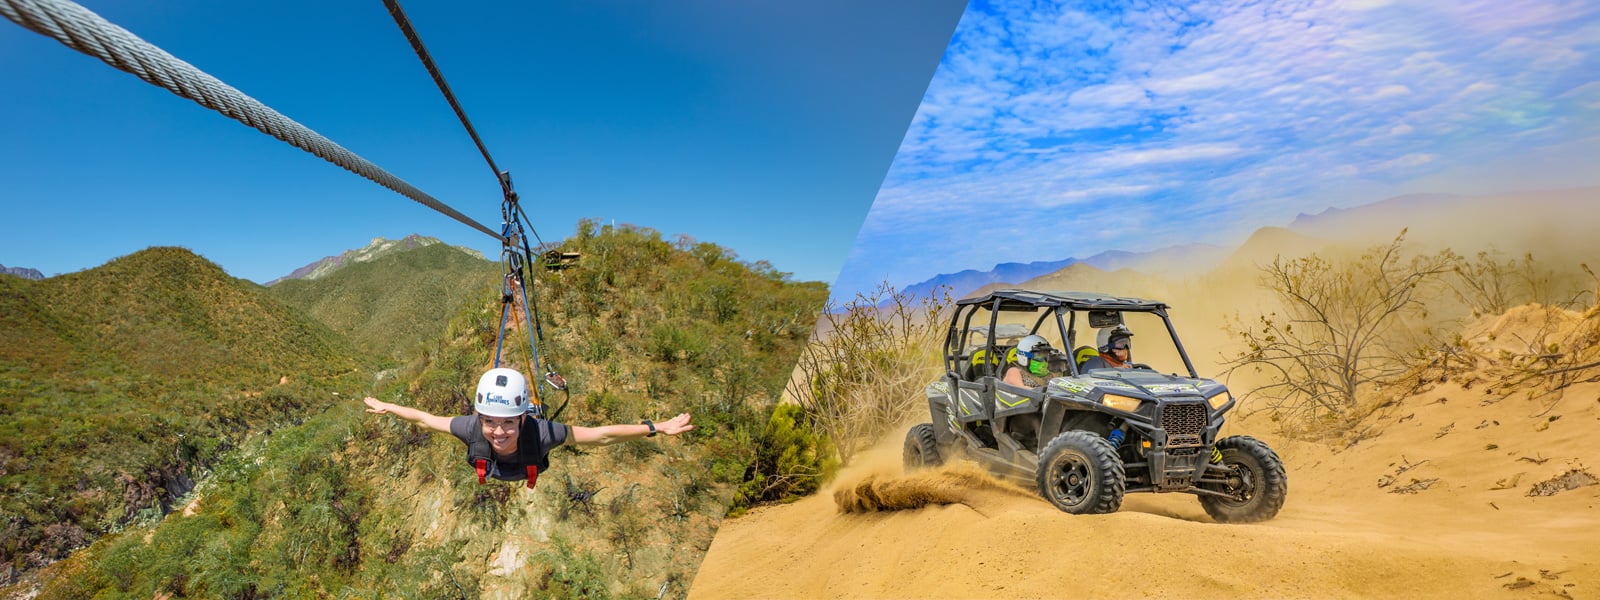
[0,247,362,584]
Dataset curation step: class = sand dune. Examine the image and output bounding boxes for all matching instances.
[690,306,1600,599]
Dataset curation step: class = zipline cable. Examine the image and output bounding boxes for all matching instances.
[0,0,502,241]
[381,0,507,197]
[382,0,552,251]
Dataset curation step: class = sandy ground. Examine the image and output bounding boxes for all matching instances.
[689,309,1600,599]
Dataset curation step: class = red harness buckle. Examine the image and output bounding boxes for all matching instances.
[474,459,488,485]
[525,465,539,489]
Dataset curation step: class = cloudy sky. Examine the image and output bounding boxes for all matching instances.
[832,0,1600,301]
[1,0,962,283]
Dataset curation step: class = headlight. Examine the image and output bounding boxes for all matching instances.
[1206,390,1232,410]
[1101,394,1143,412]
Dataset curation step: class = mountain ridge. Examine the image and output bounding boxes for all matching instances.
[267,242,501,358]
[264,234,485,286]
[899,243,1229,301]
[0,263,45,280]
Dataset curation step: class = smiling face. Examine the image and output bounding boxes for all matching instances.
[479,414,521,455]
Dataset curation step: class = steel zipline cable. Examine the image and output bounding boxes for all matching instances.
[0,0,503,241]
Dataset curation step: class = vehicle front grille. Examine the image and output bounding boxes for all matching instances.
[1161,403,1207,447]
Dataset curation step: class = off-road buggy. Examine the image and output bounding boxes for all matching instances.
[904,289,1286,522]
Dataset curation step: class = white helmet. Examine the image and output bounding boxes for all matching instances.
[1097,325,1134,353]
[1015,335,1050,366]
[475,368,530,418]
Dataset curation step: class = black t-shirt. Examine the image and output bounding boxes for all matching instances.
[449,414,571,481]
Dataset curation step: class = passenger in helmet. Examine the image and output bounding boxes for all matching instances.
[1080,325,1134,371]
[363,367,692,484]
[1003,334,1056,388]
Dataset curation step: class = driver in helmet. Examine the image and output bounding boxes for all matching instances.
[1003,334,1057,388]
[1080,325,1133,371]
[363,367,692,484]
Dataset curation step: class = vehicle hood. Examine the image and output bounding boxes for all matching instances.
[1047,370,1226,399]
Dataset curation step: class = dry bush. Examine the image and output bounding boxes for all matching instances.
[1447,248,1583,316]
[1227,231,1455,433]
[787,284,950,463]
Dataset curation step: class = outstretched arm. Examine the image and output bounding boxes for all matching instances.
[571,413,693,446]
[363,397,453,435]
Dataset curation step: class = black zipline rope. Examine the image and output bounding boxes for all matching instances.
[381,0,507,197]
[381,0,550,250]
[0,0,503,241]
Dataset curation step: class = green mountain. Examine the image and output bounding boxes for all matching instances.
[28,223,827,599]
[0,247,363,580]
[268,242,502,359]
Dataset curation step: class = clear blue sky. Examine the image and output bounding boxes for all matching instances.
[833,0,1600,302]
[1,0,965,284]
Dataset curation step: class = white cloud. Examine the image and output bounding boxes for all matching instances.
[1378,153,1438,170]
[1094,144,1245,168]
[833,0,1600,300]
[1370,85,1412,100]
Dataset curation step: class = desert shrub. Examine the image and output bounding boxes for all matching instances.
[787,284,949,462]
[1226,231,1454,433]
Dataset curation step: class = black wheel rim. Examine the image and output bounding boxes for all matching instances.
[1046,453,1092,508]
[1220,459,1258,506]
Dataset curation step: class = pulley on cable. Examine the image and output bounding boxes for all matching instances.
[491,171,571,420]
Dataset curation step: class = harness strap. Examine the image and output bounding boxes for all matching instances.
[525,465,539,489]
[474,459,488,485]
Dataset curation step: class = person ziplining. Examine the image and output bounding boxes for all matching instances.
[364,369,692,487]
[359,0,700,488]
[3,0,698,489]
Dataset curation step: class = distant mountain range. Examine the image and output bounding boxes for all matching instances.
[264,234,485,285]
[896,186,1598,302]
[0,263,45,280]
[899,243,1230,301]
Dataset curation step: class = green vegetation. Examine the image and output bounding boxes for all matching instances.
[23,223,826,598]
[0,247,362,578]
[731,284,949,511]
[730,403,840,515]
[268,242,501,360]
